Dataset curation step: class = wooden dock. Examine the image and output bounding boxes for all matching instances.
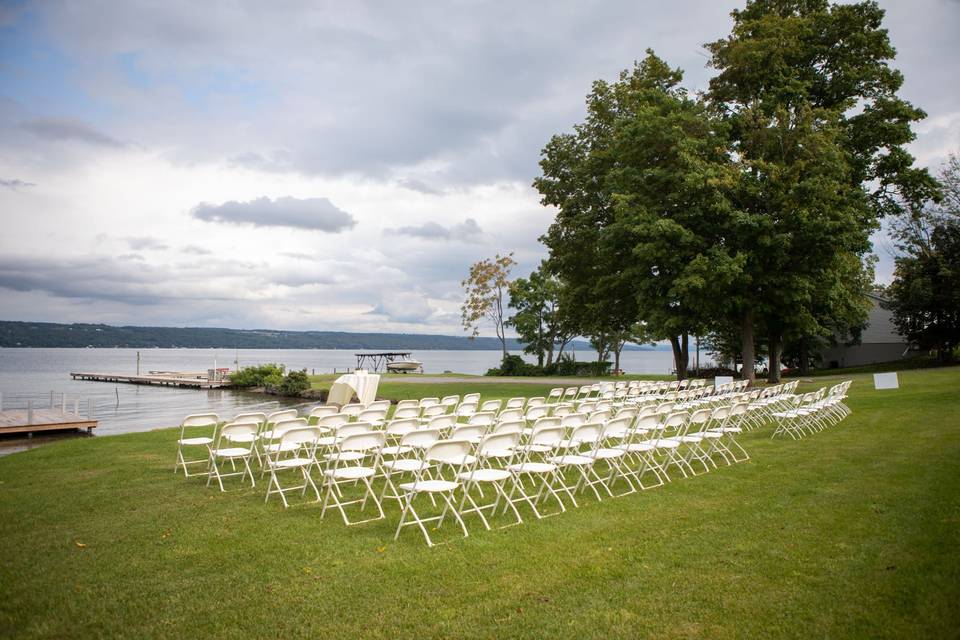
[70,372,229,389]
[0,409,97,435]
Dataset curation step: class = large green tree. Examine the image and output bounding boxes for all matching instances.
[535,52,739,380]
[887,224,960,362]
[705,0,938,381]
[507,263,575,367]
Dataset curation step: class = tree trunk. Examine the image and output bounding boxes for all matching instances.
[614,345,622,374]
[767,334,782,383]
[740,310,756,383]
[669,335,688,381]
[679,332,689,380]
[798,337,810,374]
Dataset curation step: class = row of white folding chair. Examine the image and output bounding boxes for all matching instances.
[771,383,851,439]
[392,404,749,546]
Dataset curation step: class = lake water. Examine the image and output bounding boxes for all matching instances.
[0,347,702,449]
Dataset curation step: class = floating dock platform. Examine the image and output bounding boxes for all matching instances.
[70,372,229,389]
[0,409,97,435]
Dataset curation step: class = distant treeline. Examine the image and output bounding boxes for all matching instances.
[0,321,656,351]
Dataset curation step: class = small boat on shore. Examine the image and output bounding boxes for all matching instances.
[386,359,423,373]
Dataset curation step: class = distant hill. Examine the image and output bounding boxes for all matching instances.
[0,321,660,351]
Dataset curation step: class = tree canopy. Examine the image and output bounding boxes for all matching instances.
[530,0,935,381]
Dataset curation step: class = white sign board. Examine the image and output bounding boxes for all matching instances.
[873,372,899,390]
[714,375,734,387]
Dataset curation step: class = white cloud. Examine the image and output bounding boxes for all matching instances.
[191,196,356,232]
[0,0,958,333]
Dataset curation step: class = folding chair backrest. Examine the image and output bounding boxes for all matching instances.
[711,405,730,421]
[427,414,457,431]
[425,439,473,465]
[689,408,712,426]
[656,402,675,416]
[570,422,603,446]
[578,401,597,414]
[232,411,266,425]
[180,414,219,439]
[480,399,502,412]
[634,414,660,432]
[396,399,419,411]
[616,407,637,420]
[317,413,351,429]
[603,416,632,438]
[477,432,520,457]
[529,425,565,448]
[338,422,373,438]
[532,416,561,430]
[493,420,524,435]
[562,388,578,401]
[662,411,688,431]
[505,397,526,410]
[279,427,321,448]
[527,397,546,408]
[340,403,365,417]
[525,406,549,421]
[217,422,257,447]
[368,400,392,412]
[308,406,338,420]
[393,406,421,420]
[419,397,440,408]
[339,431,385,452]
[450,424,486,441]
[357,409,387,423]
[421,405,446,419]
[267,409,298,425]
[273,417,307,438]
[561,413,587,429]
[587,410,611,423]
[455,402,478,417]
[552,405,573,417]
[462,393,481,404]
[401,428,441,450]
[468,412,496,427]
[385,417,420,436]
[498,408,524,423]
[441,395,460,409]
[547,388,563,403]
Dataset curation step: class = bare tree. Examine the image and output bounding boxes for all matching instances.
[461,253,516,358]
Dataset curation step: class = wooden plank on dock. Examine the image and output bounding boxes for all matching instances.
[70,372,228,389]
[0,409,97,435]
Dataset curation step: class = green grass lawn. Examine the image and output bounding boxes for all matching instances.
[1,368,959,638]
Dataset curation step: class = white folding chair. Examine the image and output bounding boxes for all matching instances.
[504,425,569,518]
[340,403,365,418]
[206,422,257,491]
[548,422,608,504]
[263,427,321,507]
[504,397,526,410]
[480,399,502,413]
[175,413,220,477]
[394,439,475,546]
[320,431,386,525]
[379,428,443,507]
[307,405,338,425]
[457,432,523,529]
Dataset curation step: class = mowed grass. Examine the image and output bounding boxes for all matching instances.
[1,368,959,639]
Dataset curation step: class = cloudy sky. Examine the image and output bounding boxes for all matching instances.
[1,1,958,335]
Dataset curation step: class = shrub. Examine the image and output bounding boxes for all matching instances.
[690,366,738,379]
[278,370,310,396]
[545,356,612,377]
[229,363,285,388]
[485,355,544,376]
